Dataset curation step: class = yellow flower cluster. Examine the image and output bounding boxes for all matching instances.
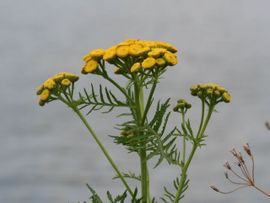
[190,83,231,103]
[173,99,192,112]
[36,72,79,106]
[81,39,178,75]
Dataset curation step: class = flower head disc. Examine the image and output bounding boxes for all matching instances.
[129,44,144,56]
[142,57,156,69]
[61,78,71,87]
[156,58,166,66]
[39,89,50,101]
[164,52,178,65]
[81,60,99,74]
[43,78,56,90]
[116,46,129,58]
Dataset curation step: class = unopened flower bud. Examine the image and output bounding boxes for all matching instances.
[186,103,192,109]
[206,88,213,96]
[197,91,202,97]
[173,106,179,112]
[214,90,221,97]
[222,92,231,103]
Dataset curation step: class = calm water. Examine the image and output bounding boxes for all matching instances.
[1,0,270,202]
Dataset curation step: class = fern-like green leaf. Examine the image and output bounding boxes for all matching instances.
[113,171,141,182]
[78,84,129,114]
[86,184,103,203]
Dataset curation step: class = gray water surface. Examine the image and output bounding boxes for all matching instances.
[1,0,270,202]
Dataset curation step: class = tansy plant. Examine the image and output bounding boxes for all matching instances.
[36,39,230,203]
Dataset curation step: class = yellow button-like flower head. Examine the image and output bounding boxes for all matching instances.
[116,45,129,58]
[39,89,50,101]
[142,57,156,69]
[83,53,92,62]
[43,78,56,90]
[89,48,105,60]
[156,58,166,66]
[103,47,116,61]
[222,92,231,103]
[64,73,79,82]
[156,41,178,53]
[61,78,71,87]
[130,62,141,73]
[148,48,166,58]
[82,60,99,74]
[164,51,178,65]
[52,72,65,82]
[129,44,144,56]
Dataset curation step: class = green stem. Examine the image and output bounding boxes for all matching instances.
[141,78,157,125]
[173,105,215,203]
[134,80,150,203]
[198,105,214,139]
[72,107,133,196]
[140,149,149,203]
[174,145,196,203]
[197,99,205,137]
[181,112,186,164]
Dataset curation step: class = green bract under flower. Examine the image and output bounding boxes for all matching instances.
[190,83,231,103]
[36,72,79,106]
[81,39,178,75]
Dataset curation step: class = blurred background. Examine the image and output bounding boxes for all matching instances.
[1,0,270,202]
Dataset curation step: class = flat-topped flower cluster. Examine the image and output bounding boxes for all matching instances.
[190,82,231,103]
[81,39,178,75]
[36,72,79,106]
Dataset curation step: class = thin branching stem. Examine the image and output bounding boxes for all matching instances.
[229,167,249,182]
[73,107,134,196]
[173,104,215,203]
[197,99,205,137]
[251,155,255,182]
[218,185,248,194]
[57,93,133,196]
[141,77,158,125]
[181,111,187,164]
[226,174,248,185]
[253,185,270,197]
